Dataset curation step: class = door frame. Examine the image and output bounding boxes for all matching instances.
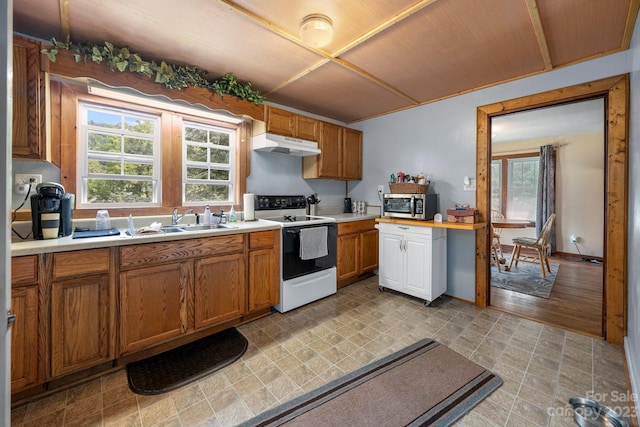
[474,75,629,345]
[1,0,13,422]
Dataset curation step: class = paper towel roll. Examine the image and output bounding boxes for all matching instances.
[243,193,255,221]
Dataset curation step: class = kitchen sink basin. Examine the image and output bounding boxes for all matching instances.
[161,224,238,233]
[160,226,185,233]
[182,224,238,230]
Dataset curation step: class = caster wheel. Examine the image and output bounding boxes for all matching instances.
[378,286,385,292]
[425,300,432,307]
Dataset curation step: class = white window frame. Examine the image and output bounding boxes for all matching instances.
[77,102,162,209]
[182,121,237,206]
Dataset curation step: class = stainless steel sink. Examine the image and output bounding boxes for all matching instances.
[160,226,185,233]
[161,224,238,233]
[184,224,239,230]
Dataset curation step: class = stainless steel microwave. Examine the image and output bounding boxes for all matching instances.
[382,193,438,220]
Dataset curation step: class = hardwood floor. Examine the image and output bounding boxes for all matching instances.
[490,253,604,338]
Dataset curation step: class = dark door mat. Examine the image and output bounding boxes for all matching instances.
[126,327,248,395]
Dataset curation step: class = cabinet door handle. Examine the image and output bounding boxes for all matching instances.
[399,226,410,230]
[7,311,16,326]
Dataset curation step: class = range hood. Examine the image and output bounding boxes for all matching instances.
[252,133,321,156]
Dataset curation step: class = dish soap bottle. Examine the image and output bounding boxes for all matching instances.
[203,205,211,225]
[229,206,236,223]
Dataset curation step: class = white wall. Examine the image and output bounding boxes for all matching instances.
[354,47,630,302]
[625,6,640,415]
[493,132,605,257]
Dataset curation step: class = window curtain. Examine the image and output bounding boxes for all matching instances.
[537,144,556,251]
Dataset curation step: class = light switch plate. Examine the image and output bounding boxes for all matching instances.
[463,178,476,191]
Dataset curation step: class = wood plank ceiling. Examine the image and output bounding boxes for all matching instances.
[13,0,639,123]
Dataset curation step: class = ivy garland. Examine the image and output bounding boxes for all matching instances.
[41,37,266,105]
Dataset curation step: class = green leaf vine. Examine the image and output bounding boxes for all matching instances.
[41,37,266,105]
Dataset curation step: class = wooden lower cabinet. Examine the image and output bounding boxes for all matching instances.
[337,220,378,288]
[248,230,280,311]
[194,254,246,329]
[49,248,114,378]
[11,229,281,401]
[119,262,190,354]
[11,255,40,393]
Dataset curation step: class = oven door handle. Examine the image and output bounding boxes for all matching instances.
[410,196,416,217]
[285,229,299,234]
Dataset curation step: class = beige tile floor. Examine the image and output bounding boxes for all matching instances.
[11,276,635,427]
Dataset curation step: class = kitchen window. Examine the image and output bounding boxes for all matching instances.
[77,102,161,208]
[183,122,236,205]
[56,81,249,217]
[491,153,539,222]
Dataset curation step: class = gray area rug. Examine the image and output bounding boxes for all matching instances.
[239,339,502,427]
[491,259,559,298]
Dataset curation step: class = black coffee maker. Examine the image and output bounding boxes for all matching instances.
[31,182,74,239]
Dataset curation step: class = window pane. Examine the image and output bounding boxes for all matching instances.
[491,160,501,212]
[185,127,207,142]
[124,117,154,134]
[211,148,229,164]
[210,131,229,147]
[186,167,209,180]
[88,160,121,175]
[87,110,121,129]
[124,162,153,176]
[87,179,154,203]
[211,170,229,180]
[124,137,154,156]
[185,184,229,202]
[88,132,120,152]
[507,157,538,221]
[186,145,208,162]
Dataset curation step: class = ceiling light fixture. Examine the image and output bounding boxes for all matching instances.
[299,14,334,48]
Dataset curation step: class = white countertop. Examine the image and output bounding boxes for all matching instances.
[327,213,380,223]
[11,208,381,257]
[11,219,281,257]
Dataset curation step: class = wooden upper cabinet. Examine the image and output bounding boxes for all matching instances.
[320,122,343,178]
[12,34,46,160]
[342,127,363,180]
[295,115,319,141]
[265,106,318,141]
[303,122,362,180]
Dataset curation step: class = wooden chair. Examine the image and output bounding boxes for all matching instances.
[490,224,502,272]
[507,213,556,278]
[490,209,505,259]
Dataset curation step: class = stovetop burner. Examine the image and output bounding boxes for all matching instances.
[268,215,316,223]
[253,195,335,227]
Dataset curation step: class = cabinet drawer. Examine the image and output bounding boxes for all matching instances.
[120,234,245,270]
[53,248,111,279]
[338,219,376,236]
[379,223,433,237]
[12,255,38,286]
[250,231,276,250]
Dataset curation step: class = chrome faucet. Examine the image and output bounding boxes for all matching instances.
[172,208,194,225]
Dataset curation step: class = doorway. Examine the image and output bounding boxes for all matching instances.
[474,75,629,345]
[488,98,605,337]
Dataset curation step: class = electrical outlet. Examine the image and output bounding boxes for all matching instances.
[570,234,577,243]
[377,184,384,193]
[14,174,42,195]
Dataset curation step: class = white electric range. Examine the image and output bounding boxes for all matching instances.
[254,195,337,313]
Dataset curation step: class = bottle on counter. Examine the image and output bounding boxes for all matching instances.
[203,205,211,225]
[229,206,236,222]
